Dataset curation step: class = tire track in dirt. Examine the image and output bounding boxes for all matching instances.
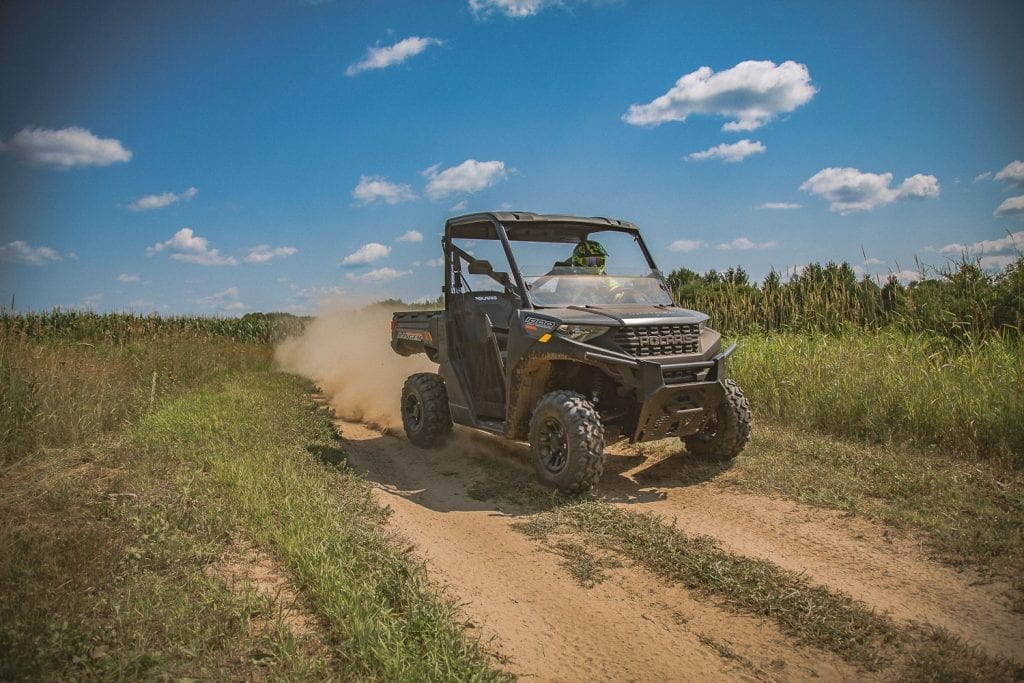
[333,418,875,681]
[604,443,1024,664]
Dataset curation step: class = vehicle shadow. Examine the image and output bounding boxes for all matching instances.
[326,425,732,517]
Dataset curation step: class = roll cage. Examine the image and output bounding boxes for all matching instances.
[442,211,666,310]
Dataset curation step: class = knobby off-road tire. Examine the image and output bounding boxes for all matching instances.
[683,378,752,462]
[401,373,453,447]
[529,390,606,494]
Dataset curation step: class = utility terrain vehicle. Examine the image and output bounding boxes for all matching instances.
[391,212,751,493]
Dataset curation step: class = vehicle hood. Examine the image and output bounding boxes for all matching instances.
[538,304,709,327]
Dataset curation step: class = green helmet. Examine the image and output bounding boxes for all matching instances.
[571,240,608,273]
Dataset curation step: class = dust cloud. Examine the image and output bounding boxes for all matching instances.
[275,303,435,430]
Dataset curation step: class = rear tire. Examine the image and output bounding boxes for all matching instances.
[683,379,751,461]
[401,373,453,447]
[529,391,605,494]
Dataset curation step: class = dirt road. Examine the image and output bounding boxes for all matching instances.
[332,417,1023,681]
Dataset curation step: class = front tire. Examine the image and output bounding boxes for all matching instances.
[529,391,606,494]
[683,379,752,461]
[401,373,453,447]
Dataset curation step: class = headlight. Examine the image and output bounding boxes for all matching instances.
[556,324,609,342]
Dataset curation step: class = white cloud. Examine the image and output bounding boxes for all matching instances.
[127,299,154,308]
[666,239,704,253]
[146,227,238,266]
[342,242,390,265]
[422,159,508,199]
[687,139,765,163]
[1,126,131,168]
[894,269,923,283]
[396,230,423,243]
[244,245,297,264]
[994,195,1024,217]
[980,254,1017,271]
[715,237,778,250]
[939,230,1023,255]
[450,200,469,212]
[864,257,885,266]
[994,161,1024,188]
[757,202,801,210]
[346,36,443,76]
[345,267,411,282]
[0,240,63,266]
[424,257,444,267]
[82,293,104,308]
[352,175,417,205]
[116,273,140,283]
[974,171,993,183]
[128,186,198,211]
[469,0,556,18]
[622,60,816,132]
[800,167,940,213]
[194,286,246,311]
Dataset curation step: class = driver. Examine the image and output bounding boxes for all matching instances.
[570,240,609,273]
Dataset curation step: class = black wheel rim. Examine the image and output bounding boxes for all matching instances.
[538,417,569,474]
[405,393,423,428]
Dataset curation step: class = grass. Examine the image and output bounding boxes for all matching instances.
[0,312,504,681]
[727,420,1024,579]
[517,500,1023,680]
[132,370,504,680]
[730,328,1024,465]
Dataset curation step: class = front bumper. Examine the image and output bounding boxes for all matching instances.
[630,344,736,442]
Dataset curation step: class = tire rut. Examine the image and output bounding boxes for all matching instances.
[333,418,876,681]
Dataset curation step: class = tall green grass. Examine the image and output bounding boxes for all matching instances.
[730,329,1023,464]
[0,311,290,466]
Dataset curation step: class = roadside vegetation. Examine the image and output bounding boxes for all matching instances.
[0,312,503,680]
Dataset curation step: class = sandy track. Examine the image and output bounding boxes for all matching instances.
[335,418,885,681]
[606,444,1024,664]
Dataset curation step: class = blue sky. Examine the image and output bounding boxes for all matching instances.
[2,0,1023,315]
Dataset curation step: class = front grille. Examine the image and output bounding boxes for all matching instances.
[614,323,700,357]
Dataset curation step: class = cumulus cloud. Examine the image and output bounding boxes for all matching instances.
[715,237,778,251]
[757,202,801,210]
[245,245,297,264]
[194,286,246,311]
[342,242,390,265]
[346,36,443,76]
[352,175,417,205]
[974,172,993,183]
[0,240,63,266]
[623,60,816,132]
[116,273,141,283]
[396,230,424,243]
[422,159,508,199]
[666,239,704,253]
[994,196,1024,217]
[939,230,1024,256]
[994,161,1024,188]
[800,167,940,213]
[864,257,885,266]
[687,139,765,163]
[146,227,238,266]
[128,186,198,211]
[469,0,556,18]
[345,267,411,282]
[894,269,923,283]
[1,126,131,168]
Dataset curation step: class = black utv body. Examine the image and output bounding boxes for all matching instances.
[391,212,751,493]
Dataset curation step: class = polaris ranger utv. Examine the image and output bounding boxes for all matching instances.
[391,212,751,493]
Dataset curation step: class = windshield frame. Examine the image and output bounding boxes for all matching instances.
[443,212,673,310]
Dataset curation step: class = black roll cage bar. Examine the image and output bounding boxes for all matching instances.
[442,212,664,311]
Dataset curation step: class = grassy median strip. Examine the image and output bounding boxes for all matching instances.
[131,369,503,681]
[516,499,1023,680]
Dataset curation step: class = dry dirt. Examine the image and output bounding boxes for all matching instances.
[329,416,1024,681]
